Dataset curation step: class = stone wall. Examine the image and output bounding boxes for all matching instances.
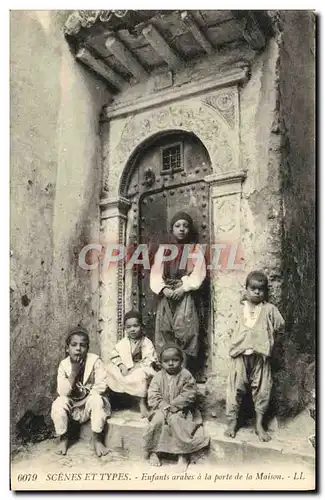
[273,11,315,417]
[10,11,110,445]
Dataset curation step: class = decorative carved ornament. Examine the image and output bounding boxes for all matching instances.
[64,10,129,36]
[107,92,239,198]
[202,90,236,129]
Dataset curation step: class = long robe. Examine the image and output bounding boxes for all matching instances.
[226,301,285,420]
[105,336,157,397]
[144,368,210,455]
[150,243,206,357]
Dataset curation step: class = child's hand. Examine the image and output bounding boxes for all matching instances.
[163,288,174,299]
[119,364,129,376]
[151,361,161,372]
[71,358,84,375]
[171,286,185,300]
[68,359,85,386]
[168,405,179,413]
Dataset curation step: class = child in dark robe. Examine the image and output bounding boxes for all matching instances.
[225,271,285,442]
[144,344,209,467]
[150,212,206,372]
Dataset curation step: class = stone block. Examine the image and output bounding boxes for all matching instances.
[77,411,315,469]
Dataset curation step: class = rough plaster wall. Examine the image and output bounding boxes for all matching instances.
[274,11,315,416]
[240,38,283,302]
[10,10,110,445]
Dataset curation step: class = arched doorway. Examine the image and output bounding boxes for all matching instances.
[122,130,212,379]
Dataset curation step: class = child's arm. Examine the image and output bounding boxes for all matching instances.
[57,360,87,396]
[150,247,168,295]
[147,374,168,410]
[272,305,285,333]
[169,372,197,411]
[141,338,158,369]
[91,358,108,395]
[269,305,285,370]
[57,362,73,396]
[110,348,123,366]
[110,348,128,375]
[180,246,206,292]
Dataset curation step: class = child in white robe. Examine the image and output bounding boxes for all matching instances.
[105,311,158,417]
[51,326,111,457]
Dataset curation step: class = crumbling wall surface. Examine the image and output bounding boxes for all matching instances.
[274,10,315,416]
[240,36,284,304]
[10,10,109,446]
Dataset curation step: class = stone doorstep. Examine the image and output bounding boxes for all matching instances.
[79,410,315,466]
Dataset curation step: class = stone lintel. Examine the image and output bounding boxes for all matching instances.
[103,66,250,120]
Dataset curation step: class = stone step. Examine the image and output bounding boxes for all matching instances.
[79,410,315,467]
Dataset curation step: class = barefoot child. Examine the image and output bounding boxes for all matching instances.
[51,327,111,457]
[144,344,209,467]
[225,271,285,442]
[105,311,158,417]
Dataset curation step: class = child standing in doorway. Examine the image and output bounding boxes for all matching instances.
[51,326,111,457]
[105,311,158,417]
[225,271,285,442]
[150,211,206,373]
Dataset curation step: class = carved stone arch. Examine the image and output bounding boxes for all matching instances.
[107,92,239,198]
[119,129,211,197]
[99,86,245,379]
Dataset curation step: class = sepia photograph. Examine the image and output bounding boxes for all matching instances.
[9,8,316,491]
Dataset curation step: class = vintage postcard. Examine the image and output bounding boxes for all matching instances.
[10,9,316,491]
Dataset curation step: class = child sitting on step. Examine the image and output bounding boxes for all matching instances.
[225,270,285,442]
[144,344,210,467]
[51,326,111,457]
[105,311,158,418]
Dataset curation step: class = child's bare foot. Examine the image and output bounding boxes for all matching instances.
[56,434,69,455]
[149,453,161,466]
[139,397,149,418]
[177,455,189,468]
[93,432,109,457]
[94,441,110,457]
[190,451,206,464]
[255,414,271,442]
[255,427,271,442]
[224,422,237,438]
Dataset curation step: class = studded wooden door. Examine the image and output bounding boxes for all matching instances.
[126,132,212,377]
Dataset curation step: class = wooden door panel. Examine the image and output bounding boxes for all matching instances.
[126,133,213,377]
[138,191,167,340]
[138,182,210,376]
